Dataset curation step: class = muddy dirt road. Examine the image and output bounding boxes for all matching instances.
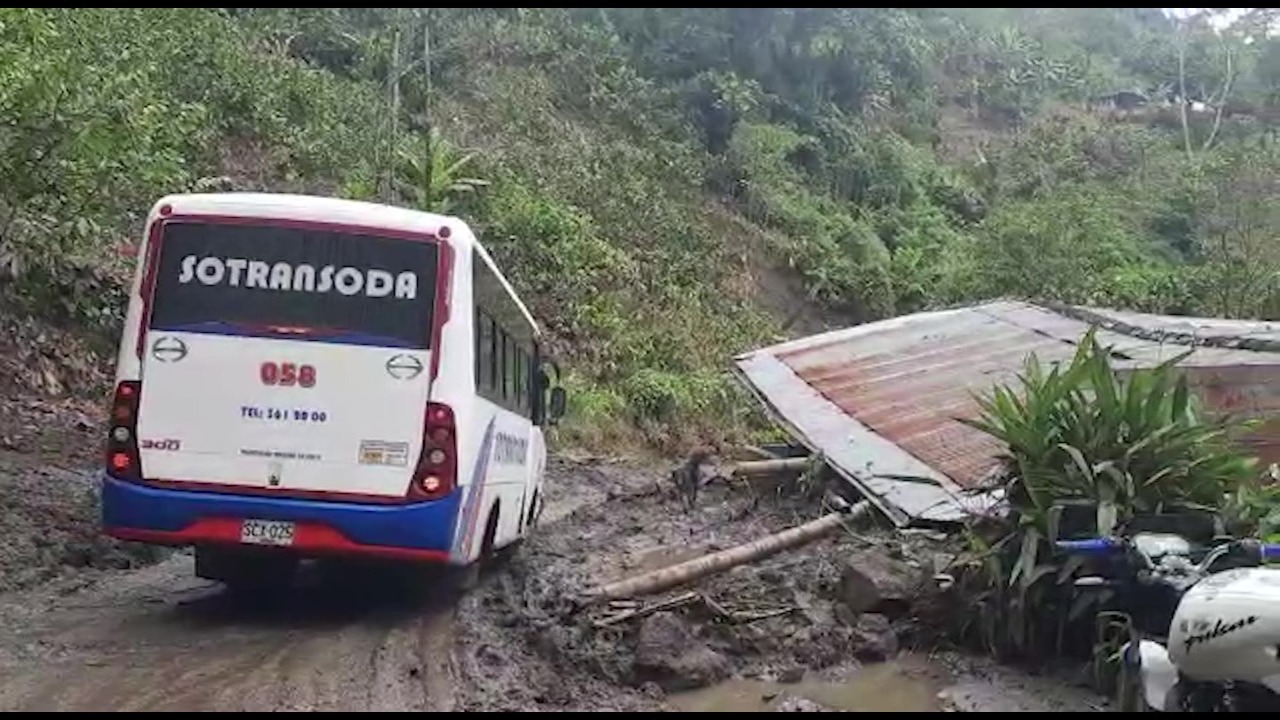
[0,556,458,711]
[0,455,1106,712]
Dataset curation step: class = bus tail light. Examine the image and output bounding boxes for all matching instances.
[410,402,456,500]
[106,381,142,482]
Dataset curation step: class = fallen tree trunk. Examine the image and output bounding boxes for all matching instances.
[730,457,810,477]
[581,500,872,603]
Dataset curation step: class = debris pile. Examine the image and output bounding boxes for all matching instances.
[452,454,955,712]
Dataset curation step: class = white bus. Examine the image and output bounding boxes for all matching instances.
[100,192,565,590]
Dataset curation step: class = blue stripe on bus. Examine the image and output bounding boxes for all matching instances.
[451,417,496,562]
[101,475,462,553]
[149,322,420,349]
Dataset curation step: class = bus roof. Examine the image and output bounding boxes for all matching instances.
[151,192,464,245]
[150,192,542,336]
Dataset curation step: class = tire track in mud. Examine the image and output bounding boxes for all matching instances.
[0,456,619,713]
[0,554,460,712]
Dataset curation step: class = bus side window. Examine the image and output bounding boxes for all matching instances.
[523,349,532,417]
[522,348,534,417]
[478,312,495,395]
[500,331,511,401]
[530,347,544,423]
[514,348,525,413]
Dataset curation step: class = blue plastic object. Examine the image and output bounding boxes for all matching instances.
[1054,537,1123,555]
[1261,543,1280,561]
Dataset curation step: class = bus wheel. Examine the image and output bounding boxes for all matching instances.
[526,492,540,529]
[472,507,501,571]
[446,508,499,595]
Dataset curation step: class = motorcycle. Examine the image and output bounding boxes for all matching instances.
[1058,533,1280,711]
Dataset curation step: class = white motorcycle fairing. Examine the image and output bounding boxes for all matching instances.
[1167,567,1280,691]
[1129,639,1179,711]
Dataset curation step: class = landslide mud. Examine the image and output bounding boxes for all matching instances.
[0,454,1106,712]
[450,458,1108,712]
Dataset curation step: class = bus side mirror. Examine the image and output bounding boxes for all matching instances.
[548,387,567,425]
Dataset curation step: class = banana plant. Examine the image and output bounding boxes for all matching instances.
[394,127,489,214]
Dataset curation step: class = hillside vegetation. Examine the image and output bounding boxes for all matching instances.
[1,8,1278,450]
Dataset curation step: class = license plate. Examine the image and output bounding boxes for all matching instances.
[239,519,296,547]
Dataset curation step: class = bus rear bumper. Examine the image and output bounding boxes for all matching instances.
[100,475,461,564]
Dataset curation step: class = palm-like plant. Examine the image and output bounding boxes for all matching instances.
[963,326,1257,538]
[394,127,489,214]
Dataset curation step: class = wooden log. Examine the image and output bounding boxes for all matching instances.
[730,457,811,477]
[581,500,871,603]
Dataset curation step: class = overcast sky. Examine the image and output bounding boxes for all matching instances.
[1163,7,1249,29]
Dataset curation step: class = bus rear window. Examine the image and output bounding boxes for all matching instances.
[148,221,438,349]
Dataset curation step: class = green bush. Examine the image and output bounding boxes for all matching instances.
[0,8,383,334]
[965,327,1257,535]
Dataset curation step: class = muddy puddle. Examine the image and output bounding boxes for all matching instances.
[669,653,1107,713]
[671,660,943,712]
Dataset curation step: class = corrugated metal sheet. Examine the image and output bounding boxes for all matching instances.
[734,300,1280,526]
[1083,306,1280,344]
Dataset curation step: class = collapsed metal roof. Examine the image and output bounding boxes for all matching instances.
[733,300,1280,527]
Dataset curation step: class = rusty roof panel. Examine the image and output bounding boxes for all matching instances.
[777,308,1077,491]
[733,350,977,526]
[735,300,1280,525]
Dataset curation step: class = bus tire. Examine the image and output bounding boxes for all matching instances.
[479,505,499,562]
[446,507,500,595]
[526,491,540,529]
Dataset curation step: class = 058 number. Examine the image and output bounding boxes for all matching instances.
[260,361,317,388]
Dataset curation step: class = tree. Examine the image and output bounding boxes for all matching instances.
[1174,10,1239,159]
[1195,145,1280,318]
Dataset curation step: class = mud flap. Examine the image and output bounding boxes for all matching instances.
[447,562,481,593]
[195,544,298,590]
